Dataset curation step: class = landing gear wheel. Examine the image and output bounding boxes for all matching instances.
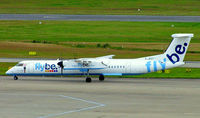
[86,77,92,83]
[14,76,18,80]
[99,75,104,81]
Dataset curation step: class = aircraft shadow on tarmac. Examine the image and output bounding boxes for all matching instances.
[5,76,159,84]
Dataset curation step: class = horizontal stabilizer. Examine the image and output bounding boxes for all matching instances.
[96,55,115,59]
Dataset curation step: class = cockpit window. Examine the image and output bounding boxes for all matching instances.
[16,63,23,66]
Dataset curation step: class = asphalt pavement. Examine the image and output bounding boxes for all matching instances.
[1,77,200,118]
[0,14,200,22]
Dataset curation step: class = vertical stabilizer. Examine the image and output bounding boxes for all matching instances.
[164,34,193,64]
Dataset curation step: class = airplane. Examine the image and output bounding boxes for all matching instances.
[6,33,193,82]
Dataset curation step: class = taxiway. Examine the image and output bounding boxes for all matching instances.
[1,14,200,22]
[0,76,200,118]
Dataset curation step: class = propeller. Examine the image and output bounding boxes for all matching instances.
[57,60,64,75]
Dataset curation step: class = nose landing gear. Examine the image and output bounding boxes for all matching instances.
[14,76,18,80]
[85,69,92,83]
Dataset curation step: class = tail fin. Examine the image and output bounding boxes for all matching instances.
[164,33,193,64]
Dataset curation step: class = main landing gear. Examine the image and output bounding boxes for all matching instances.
[85,75,105,83]
[14,76,18,80]
[86,77,92,83]
[99,75,104,81]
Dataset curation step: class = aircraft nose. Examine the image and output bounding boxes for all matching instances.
[6,69,12,75]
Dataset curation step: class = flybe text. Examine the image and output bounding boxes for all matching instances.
[35,63,58,72]
[145,58,166,72]
[166,43,187,64]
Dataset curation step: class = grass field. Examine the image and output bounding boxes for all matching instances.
[0,20,199,60]
[0,21,200,43]
[0,0,200,15]
[126,68,200,79]
[0,41,199,61]
[0,41,160,59]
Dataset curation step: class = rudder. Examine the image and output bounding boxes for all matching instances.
[164,33,193,64]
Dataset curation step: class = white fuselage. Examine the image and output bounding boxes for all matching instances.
[6,57,184,76]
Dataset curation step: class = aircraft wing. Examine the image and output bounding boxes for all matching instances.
[63,59,107,72]
[96,55,115,59]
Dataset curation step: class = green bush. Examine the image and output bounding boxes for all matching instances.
[76,44,85,48]
[96,43,101,48]
[103,43,110,48]
[32,40,41,43]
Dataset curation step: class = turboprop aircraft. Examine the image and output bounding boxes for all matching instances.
[6,34,193,82]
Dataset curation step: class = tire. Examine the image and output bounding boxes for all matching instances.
[14,76,18,80]
[99,75,104,81]
[86,77,92,83]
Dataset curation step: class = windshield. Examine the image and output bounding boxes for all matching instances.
[16,63,23,66]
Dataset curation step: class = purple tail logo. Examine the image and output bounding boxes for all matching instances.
[166,43,187,64]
